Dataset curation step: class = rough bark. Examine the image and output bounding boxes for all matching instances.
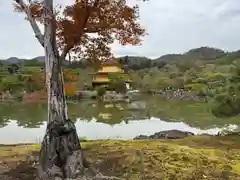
[43,0,67,124]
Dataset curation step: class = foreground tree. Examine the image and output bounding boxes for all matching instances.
[13,0,145,179]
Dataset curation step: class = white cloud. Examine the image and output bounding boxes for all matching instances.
[1,0,240,59]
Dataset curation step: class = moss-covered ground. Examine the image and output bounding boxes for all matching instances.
[0,136,240,180]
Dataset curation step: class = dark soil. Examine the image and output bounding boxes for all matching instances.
[0,150,38,180]
[1,162,36,180]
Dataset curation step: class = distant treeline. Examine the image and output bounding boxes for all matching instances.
[1,46,240,70]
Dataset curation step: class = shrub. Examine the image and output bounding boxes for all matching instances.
[7,64,19,74]
[0,75,24,92]
[24,74,45,92]
[25,82,44,92]
[184,83,208,93]
[210,92,240,117]
[96,86,106,98]
[202,72,227,82]
[108,79,127,93]
[156,79,171,89]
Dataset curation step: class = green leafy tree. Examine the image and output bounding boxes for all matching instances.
[96,86,106,99]
[109,78,127,93]
[7,64,19,74]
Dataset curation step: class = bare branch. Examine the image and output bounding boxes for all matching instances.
[84,23,121,33]
[15,0,44,47]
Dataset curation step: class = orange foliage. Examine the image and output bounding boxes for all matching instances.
[64,83,77,96]
[14,1,43,22]
[14,0,146,62]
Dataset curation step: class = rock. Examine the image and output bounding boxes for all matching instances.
[26,151,39,167]
[217,131,240,137]
[103,92,128,102]
[127,101,146,110]
[76,91,97,98]
[224,132,240,136]
[147,88,206,102]
[134,130,194,140]
[149,130,194,139]
[133,135,149,140]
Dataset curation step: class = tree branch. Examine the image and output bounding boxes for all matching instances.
[83,23,121,33]
[60,0,100,60]
[15,0,44,47]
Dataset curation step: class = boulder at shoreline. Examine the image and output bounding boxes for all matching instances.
[134,129,195,140]
[134,129,240,140]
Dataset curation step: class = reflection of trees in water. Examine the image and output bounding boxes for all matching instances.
[0,117,10,128]
[0,103,47,128]
[0,100,150,128]
[1,95,233,129]
[0,104,11,127]
[67,101,96,121]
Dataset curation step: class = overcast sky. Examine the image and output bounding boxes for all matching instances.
[1,0,240,59]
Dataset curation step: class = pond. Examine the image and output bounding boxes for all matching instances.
[0,94,239,144]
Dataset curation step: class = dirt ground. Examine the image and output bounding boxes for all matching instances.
[1,136,240,180]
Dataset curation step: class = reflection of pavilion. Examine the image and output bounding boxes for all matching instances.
[94,103,150,125]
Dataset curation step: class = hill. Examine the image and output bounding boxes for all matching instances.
[6,57,25,64]
[1,46,240,69]
[0,56,69,66]
[115,46,239,69]
[32,56,45,63]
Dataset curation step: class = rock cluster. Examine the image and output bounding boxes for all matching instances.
[146,89,206,102]
[159,89,205,101]
[134,129,240,140]
[134,130,194,140]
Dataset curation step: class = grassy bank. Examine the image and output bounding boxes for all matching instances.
[1,136,240,180]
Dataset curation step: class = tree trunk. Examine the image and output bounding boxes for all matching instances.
[37,0,86,179]
[44,1,67,125]
[37,49,86,179]
[36,1,123,179]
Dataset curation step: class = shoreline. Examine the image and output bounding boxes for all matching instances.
[0,89,206,103]
[0,129,239,146]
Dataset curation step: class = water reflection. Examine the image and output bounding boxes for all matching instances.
[0,100,149,128]
[0,118,238,144]
[0,95,239,144]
